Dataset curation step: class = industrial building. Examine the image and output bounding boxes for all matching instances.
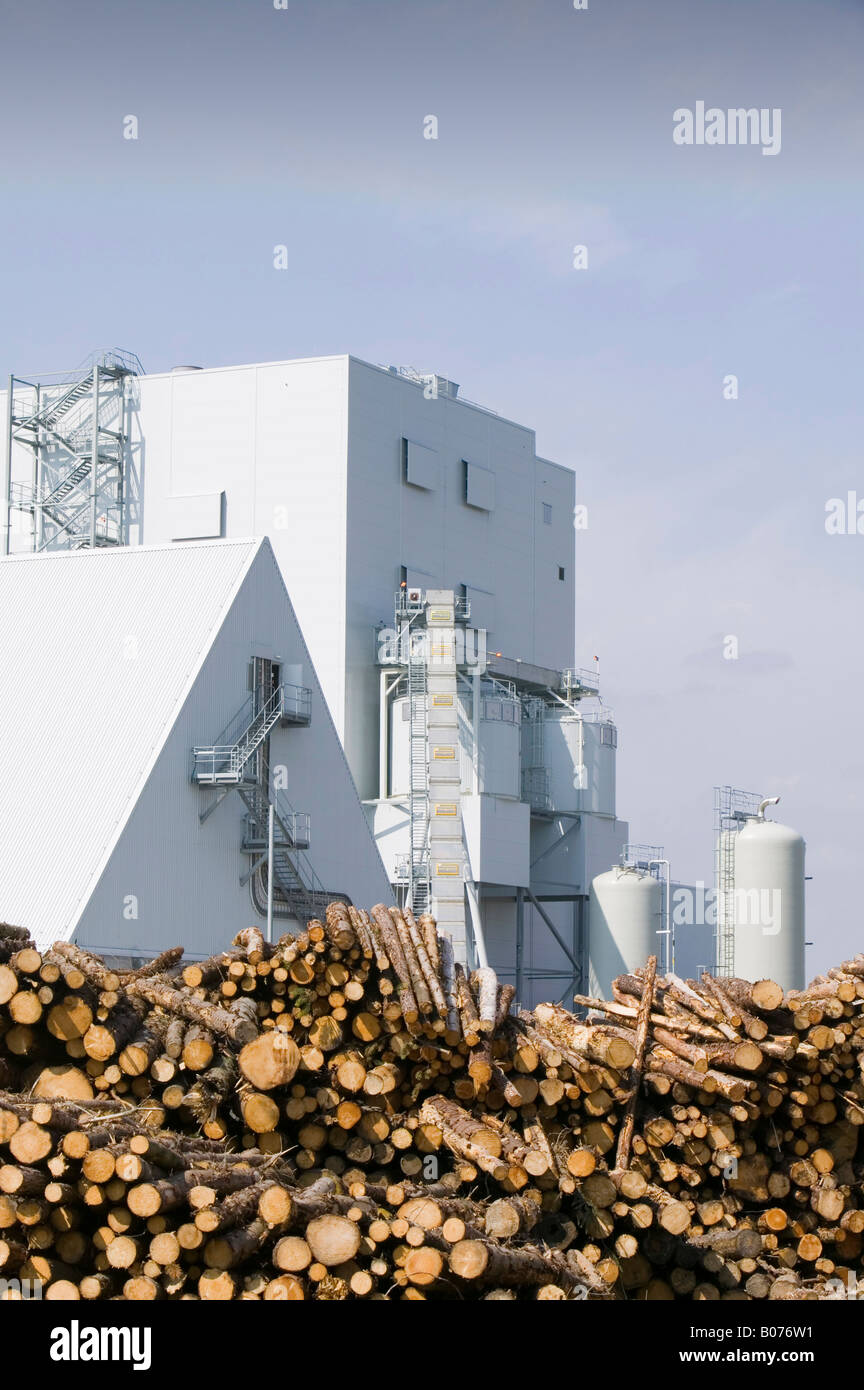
[0,536,390,961]
[0,350,806,995]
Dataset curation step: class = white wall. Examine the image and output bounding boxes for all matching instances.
[133,358,350,737]
[79,541,390,958]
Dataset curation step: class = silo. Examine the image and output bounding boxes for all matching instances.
[580,717,617,816]
[389,694,410,796]
[733,812,805,992]
[588,865,662,999]
[477,690,521,797]
[544,710,616,817]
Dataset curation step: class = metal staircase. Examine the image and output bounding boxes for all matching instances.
[194,676,345,927]
[407,648,431,916]
[239,784,344,923]
[192,683,311,785]
[3,349,142,555]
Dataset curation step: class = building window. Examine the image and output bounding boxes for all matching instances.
[558,566,566,581]
[542,503,552,525]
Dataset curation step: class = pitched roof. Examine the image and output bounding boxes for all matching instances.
[0,538,260,948]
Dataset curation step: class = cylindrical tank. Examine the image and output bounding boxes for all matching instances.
[389,694,410,796]
[588,866,662,999]
[733,816,805,992]
[543,711,616,817]
[476,692,521,797]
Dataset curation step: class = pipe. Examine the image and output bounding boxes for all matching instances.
[379,669,389,800]
[649,858,672,974]
[515,886,525,1004]
[758,796,780,819]
[266,801,275,943]
[471,671,480,793]
[465,880,489,969]
[2,375,13,556]
[89,365,100,547]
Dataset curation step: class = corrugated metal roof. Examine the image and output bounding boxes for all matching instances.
[0,538,260,949]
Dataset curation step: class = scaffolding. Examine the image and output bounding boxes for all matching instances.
[713,785,763,977]
[3,349,142,555]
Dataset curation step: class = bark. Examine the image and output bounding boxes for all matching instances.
[614,953,657,1171]
[126,978,257,1046]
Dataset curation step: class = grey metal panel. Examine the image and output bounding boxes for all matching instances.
[405,440,439,491]
[465,461,495,511]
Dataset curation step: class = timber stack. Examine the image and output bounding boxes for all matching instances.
[1,912,864,1301]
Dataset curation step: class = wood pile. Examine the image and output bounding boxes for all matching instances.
[1,910,864,1301]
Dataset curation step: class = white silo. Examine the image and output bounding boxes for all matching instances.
[476,689,521,797]
[544,710,616,817]
[588,865,663,999]
[733,800,805,992]
[389,693,410,796]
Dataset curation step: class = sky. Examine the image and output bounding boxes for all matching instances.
[1,0,862,975]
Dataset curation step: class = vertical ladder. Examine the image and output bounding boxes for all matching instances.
[714,786,762,978]
[717,826,736,977]
[424,593,468,958]
[407,648,430,916]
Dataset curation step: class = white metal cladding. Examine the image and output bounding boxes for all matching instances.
[0,538,259,949]
[78,539,392,960]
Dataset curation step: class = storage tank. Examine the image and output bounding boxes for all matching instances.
[389,694,410,796]
[588,865,662,999]
[544,710,616,817]
[733,804,805,992]
[476,690,521,797]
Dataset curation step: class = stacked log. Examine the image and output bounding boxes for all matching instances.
[1,909,864,1301]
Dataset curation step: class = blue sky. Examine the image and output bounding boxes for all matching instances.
[2,0,862,972]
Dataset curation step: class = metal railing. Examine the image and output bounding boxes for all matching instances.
[243,804,311,851]
[192,683,312,785]
[561,667,600,697]
[269,788,343,917]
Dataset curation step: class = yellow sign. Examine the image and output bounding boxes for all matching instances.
[435,862,460,877]
[434,803,458,816]
[432,746,456,760]
[432,694,453,706]
[428,608,452,622]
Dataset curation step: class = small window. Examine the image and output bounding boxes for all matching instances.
[558,566,566,581]
[542,503,552,525]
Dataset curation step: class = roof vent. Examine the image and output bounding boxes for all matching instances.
[171,365,203,373]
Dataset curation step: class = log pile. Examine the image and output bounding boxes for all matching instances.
[1,911,864,1301]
